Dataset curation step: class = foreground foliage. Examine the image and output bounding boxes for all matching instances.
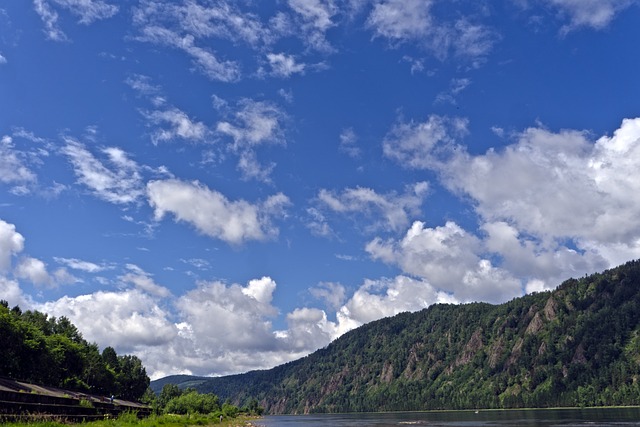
[2,411,257,427]
[0,302,149,401]
[160,260,640,413]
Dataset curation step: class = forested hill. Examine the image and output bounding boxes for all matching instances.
[154,260,640,414]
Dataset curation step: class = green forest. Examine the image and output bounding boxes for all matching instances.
[158,260,640,414]
[0,301,149,401]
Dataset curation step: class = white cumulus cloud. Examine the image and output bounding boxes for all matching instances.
[339,275,454,326]
[444,118,640,251]
[384,116,640,294]
[39,289,177,353]
[0,277,33,309]
[0,219,25,272]
[367,221,524,303]
[147,179,290,245]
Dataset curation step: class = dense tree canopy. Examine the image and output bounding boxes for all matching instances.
[0,302,149,401]
[150,384,259,418]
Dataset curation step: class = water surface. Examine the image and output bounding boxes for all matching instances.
[257,408,640,426]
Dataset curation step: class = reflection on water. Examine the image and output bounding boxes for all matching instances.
[256,408,640,427]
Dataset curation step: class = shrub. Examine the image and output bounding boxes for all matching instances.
[164,391,220,415]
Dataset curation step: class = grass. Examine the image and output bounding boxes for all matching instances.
[1,412,260,427]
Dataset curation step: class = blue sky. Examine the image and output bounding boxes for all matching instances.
[1,0,639,379]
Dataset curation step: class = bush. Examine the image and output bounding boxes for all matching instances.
[164,391,220,415]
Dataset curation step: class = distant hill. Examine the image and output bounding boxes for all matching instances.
[149,375,210,394]
[152,260,640,414]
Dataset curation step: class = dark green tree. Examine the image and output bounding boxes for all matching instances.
[158,383,183,410]
[102,346,119,369]
[116,354,150,401]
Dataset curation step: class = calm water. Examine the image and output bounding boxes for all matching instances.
[256,408,640,426]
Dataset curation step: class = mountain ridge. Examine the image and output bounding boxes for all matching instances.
[152,260,640,414]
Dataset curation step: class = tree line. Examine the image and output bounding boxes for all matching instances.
[0,301,149,401]
[149,383,263,418]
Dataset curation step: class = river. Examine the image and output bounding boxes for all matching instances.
[256,407,640,426]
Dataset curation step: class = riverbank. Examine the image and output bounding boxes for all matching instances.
[2,413,262,427]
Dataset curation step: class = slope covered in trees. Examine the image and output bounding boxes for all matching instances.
[0,302,149,401]
[155,260,640,414]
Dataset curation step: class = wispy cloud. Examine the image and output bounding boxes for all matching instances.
[339,128,361,158]
[144,108,209,144]
[119,264,171,298]
[382,115,469,169]
[133,0,272,47]
[305,207,335,238]
[134,0,283,82]
[33,0,67,41]
[365,0,497,65]
[51,0,118,24]
[314,182,429,233]
[54,257,110,273]
[126,74,210,144]
[32,0,118,41]
[266,53,306,78]
[61,137,146,204]
[136,26,240,82]
[287,0,338,52]
[180,258,211,270]
[216,98,288,181]
[545,0,637,33]
[0,135,38,194]
[435,78,471,104]
[125,74,161,98]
